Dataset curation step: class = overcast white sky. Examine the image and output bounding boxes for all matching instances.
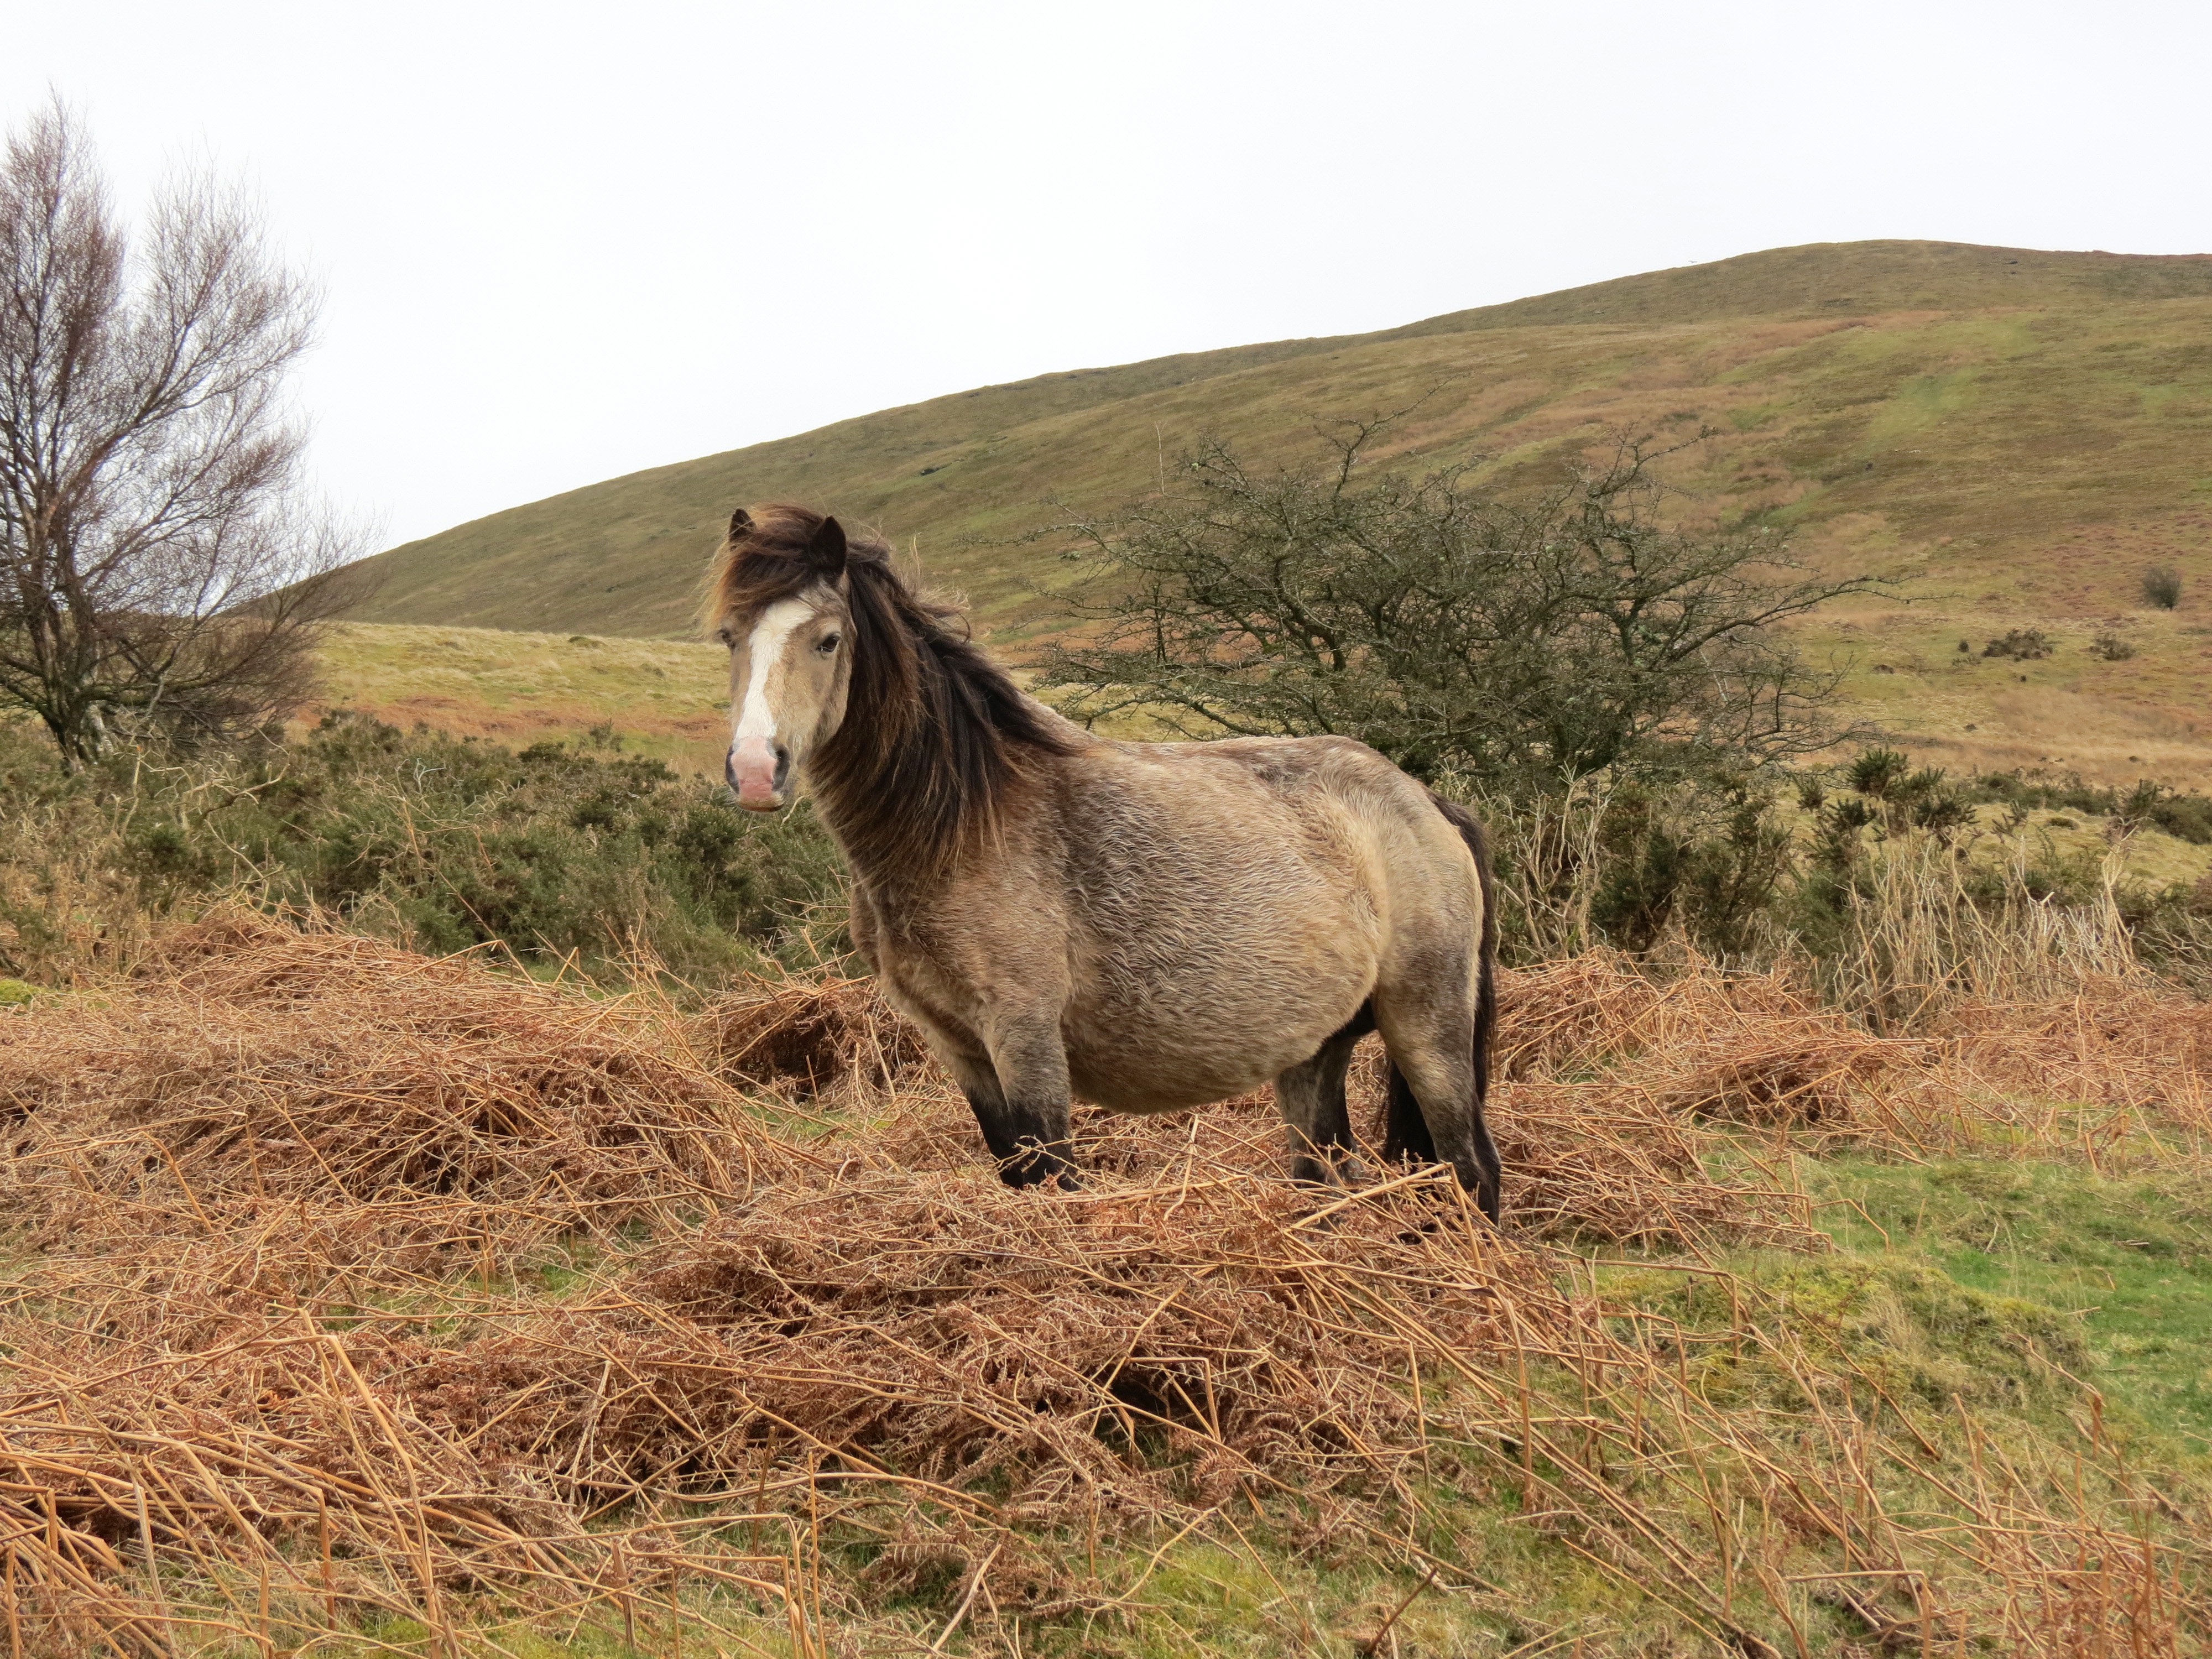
[7,0,2208,550]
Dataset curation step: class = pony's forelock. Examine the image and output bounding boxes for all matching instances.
[706,502,863,628]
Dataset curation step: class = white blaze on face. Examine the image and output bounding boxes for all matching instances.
[727,597,814,808]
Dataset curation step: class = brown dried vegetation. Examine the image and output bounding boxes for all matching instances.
[0,917,2206,1654]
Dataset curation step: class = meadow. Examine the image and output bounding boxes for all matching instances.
[316,604,2212,804]
[315,623,734,775]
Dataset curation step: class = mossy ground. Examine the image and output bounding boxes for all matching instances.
[1813,1155,2212,1450]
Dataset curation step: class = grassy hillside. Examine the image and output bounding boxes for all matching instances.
[343,238,2212,784]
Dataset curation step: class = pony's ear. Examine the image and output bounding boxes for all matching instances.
[727,507,752,540]
[807,515,848,577]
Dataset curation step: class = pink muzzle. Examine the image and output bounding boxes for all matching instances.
[726,736,789,810]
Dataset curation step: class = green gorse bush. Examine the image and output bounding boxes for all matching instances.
[0,712,847,985]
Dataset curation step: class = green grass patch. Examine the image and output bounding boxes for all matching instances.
[1811,1156,2212,1449]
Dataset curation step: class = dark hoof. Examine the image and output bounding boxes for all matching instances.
[999,1151,1081,1190]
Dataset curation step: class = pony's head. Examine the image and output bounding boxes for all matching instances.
[705,502,1081,867]
[705,504,858,811]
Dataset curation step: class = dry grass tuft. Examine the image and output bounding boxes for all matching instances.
[1653,1027,1901,1127]
[1486,1078,1810,1243]
[1938,980,2212,1113]
[1494,950,1835,1077]
[1496,951,1911,1136]
[393,1164,1554,1519]
[1493,948,1678,1078]
[1,915,804,1261]
[696,973,933,1098]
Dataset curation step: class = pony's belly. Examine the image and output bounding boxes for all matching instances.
[1068,1063,1272,1115]
[1058,904,1383,1111]
[1061,997,1352,1114]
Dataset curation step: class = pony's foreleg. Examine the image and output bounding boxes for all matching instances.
[960,1015,1078,1189]
[936,1047,1021,1160]
[1274,1021,1367,1190]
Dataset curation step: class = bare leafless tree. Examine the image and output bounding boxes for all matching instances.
[0,102,361,768]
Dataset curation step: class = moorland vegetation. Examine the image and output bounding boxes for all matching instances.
[3,857,2210,1654]
[0,712,845,987]
[6,545,2212,1651]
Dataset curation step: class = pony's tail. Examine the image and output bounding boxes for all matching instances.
[1381,792,1498,1166]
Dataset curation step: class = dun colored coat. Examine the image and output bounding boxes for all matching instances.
[708,505,1504,1219]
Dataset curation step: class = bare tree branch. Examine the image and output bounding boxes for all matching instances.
[0,100,363,767]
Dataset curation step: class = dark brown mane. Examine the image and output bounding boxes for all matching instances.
[709,503,1081,879]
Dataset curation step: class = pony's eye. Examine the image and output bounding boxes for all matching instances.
[817,633,842,654]
[715,626,734,647]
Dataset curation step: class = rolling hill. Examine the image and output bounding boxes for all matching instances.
[339,239,2212,784]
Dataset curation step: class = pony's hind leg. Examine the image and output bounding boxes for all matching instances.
[1375,997,1504,1223]
[1381,1063,1437,1165]
[1274,1014,1369,1189]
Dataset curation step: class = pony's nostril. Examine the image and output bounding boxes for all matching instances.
[773,745,792,788]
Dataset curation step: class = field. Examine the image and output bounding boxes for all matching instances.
[314,623,732,774]
[336,239,2212,785]
[315,598,2212,796]
[3,898,2211,1656]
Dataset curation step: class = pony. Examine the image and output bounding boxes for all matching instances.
[706,504,1504,1219]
